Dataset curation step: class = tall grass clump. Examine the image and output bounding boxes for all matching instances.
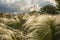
[23,14,56,40]
[0,25,24,40]
[7,15,24,30]
[54,15,60,40]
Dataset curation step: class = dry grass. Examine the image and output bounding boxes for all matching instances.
[0,13,60,40]
[0,25,24,40]
[23,14,55,40]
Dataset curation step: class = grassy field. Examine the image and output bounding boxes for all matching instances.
[0,13,60,40]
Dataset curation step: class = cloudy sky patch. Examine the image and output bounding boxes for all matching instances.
[0,0,56,13]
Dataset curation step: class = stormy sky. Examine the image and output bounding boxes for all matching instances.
[0,0,56,13]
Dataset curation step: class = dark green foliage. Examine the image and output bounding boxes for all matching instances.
[0,12,3,17]
[29,10,37,14]
[55,0,60,11]
[7,22,21,30]
[40,4,57,14]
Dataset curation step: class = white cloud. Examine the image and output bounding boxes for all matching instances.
[1,0,16,4]
[0,0,56,6]
[47,0,56,6]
